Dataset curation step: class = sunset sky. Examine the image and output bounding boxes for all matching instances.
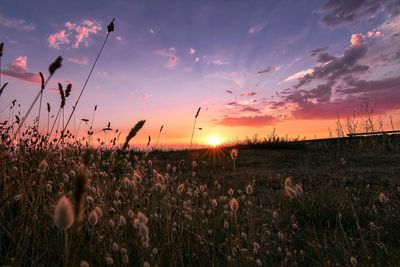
[1,0,400,147]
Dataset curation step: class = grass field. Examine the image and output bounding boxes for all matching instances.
[1,133,400,266]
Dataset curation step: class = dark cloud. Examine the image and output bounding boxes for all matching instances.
[257,66,279,74]
[338,76,400,94]
[295,41,369,88]
[310,46,329,56]
[321,0,400,26]
[317,53,336,63]
[240,106,261,113]
[272,75,400,120]
[226,90,233,94]
[217,114,276,127]
[240,92,257,97]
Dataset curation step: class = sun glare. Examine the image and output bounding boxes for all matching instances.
[207,136,222,147]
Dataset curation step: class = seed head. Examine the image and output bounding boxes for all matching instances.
[230,148,238,160]
[245,184,253,195]
[88,210,99,226]
[379,192,388,203]
[54,195,75,230]
[229,198,239,213]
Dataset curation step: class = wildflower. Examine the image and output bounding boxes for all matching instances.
[277,232,284,240]
[224,220,229,229]
[295,184,303,196]
[137,212,148,224]
[39,159,49,171]
[106,255,114,265]
[86,196,94,205]
[118,215,126,226]
[177,183,185,194]
[80,261,89,267]
[127,209,134,219]
[54,195,75,230]
[143,262,150,267]
[256,259,262,266]
[350,256,358,266]
[112,242,119,252]
[272,211,278,219]
[122,254,129,264]
[379,192,388,203]
[245,184,253,195]
[284,177,298,198]
[211,199,218,208]
[230,149,238,160]
[229,198,239,213]
[109,219,115,228]
[94,206,103,218]
[228,188,234,196]
[253,242,260,254]
[192,161,197,168]
[46,182,53,193]
[88,210,99,226]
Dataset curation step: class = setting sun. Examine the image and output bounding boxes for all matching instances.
[207,136,222,147]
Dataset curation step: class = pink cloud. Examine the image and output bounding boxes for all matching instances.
[141,94,151,101]
[48,30,69,49]
[155,48,178,69]
[211,59,229,65]
[189,48,196,55]
[184,66,193,72]
[68,56,88,65]
[48,20,102,49]
[1,56,40,83]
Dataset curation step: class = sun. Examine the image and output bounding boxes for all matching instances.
[207,136,222,147]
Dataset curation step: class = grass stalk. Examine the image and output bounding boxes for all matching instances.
[58,19,114,146]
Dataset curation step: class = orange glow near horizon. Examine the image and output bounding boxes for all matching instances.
[206,136,222,147]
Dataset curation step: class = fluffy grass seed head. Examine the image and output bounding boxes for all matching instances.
[230,148,238,160]
[379,192,388,203]
[229,198,239,213]
[54,195,75,230]
[88,210,99,226]
[245,184,253,195]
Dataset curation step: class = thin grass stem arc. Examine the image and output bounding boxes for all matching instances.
[13,75,53,140]
[58,21,113,146]
[37,91,43,132]
[156,125,163,147]
[49,108,62,137]
[190,117,197,149]
[190,107,201,149]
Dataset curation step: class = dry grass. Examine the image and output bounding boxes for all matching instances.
[1,123,400,266]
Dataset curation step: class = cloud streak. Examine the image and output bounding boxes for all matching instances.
[0,14,35,31]
[1,56,40,83]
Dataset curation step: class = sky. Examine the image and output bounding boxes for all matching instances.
[1,0,400,147]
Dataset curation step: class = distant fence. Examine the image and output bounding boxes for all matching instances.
[347,130,400,137]
[297,130,400,145]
